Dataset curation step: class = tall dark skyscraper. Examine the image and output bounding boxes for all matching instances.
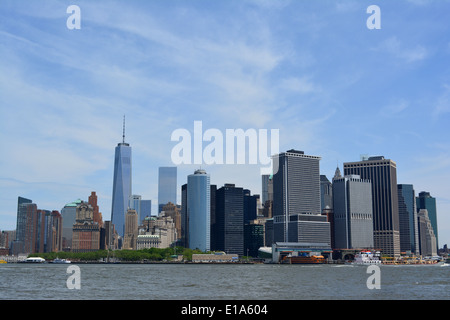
[215,184,244,256]
[272,149,322,243]
[14,196,33,254]
[398,184,419,255]
[416,191,438,252]
[111,117,132,238]
[344,156,400,257]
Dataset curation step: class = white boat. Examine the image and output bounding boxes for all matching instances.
[52,258,71,264]
[23,257,46,263]
[352,251,381,265]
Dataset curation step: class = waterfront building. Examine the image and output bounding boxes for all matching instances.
[111,117,132,238]
[332,174,374,249]
[123,209,139,250]
[244,222,265,257]
[416,191,439,252]
[72,201,101,252]
[13,197,33,254]
[215,184,244,256]
[158,166,177,213]
[287,213,331,246]
[192,252,239,263]
[344,156,401,257]
[136,234,160,250]
[397,184,419,255]
[417,209,437,257]
[13,198,62,255]
[187,169,210,252]
[272,149,322,243]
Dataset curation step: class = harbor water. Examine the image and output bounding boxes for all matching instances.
[1,263,449,300]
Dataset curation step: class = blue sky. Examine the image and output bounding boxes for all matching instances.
[1,0,449,247]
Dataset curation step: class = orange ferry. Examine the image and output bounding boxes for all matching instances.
[281,254,325,264]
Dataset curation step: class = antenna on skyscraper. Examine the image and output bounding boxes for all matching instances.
[122,115,126,143]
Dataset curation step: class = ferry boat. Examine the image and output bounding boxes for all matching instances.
[352,251,381,265]
[51,258,71,264]
[22,257,46,263]
[281,253,326,264]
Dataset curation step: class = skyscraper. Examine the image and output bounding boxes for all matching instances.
[123,209,138,250]
[416,191,438,252]
[140,200,152,222]
[14,196,32,254]
[332,174,373,249]
[129,194,141,221]
[187,169,210,252]
[398,184,419,255]
[320,175,333,212]
[158,167,177,213]
[344,156,400,257]
[417,209,437,257]
[272,149,322,243]
[89,191,103,227]
[181,183,188,247]
[111,117,132,238]
[261,174,270,204]
[61,199,82,251]
[216,184,244,255]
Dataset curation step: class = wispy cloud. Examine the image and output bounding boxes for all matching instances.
[375,36,428,63]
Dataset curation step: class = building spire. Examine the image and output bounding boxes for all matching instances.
[122,115,126,143]
[333,162,342,181]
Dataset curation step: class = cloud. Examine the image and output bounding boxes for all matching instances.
[376,36,428,63]
[380,99,409,117]
[278,77,319,95]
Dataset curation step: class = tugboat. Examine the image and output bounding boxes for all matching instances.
[352,250,381,265]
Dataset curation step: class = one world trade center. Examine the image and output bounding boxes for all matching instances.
[111,117,132,238]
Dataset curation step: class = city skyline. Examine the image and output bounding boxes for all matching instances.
[0,0,449,247]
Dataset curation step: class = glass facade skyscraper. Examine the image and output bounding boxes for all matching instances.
[111,121,132,238]
[398,184,419,255]
[187,169,210,252]
[416,191,438,252]
[158,167,177,213]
